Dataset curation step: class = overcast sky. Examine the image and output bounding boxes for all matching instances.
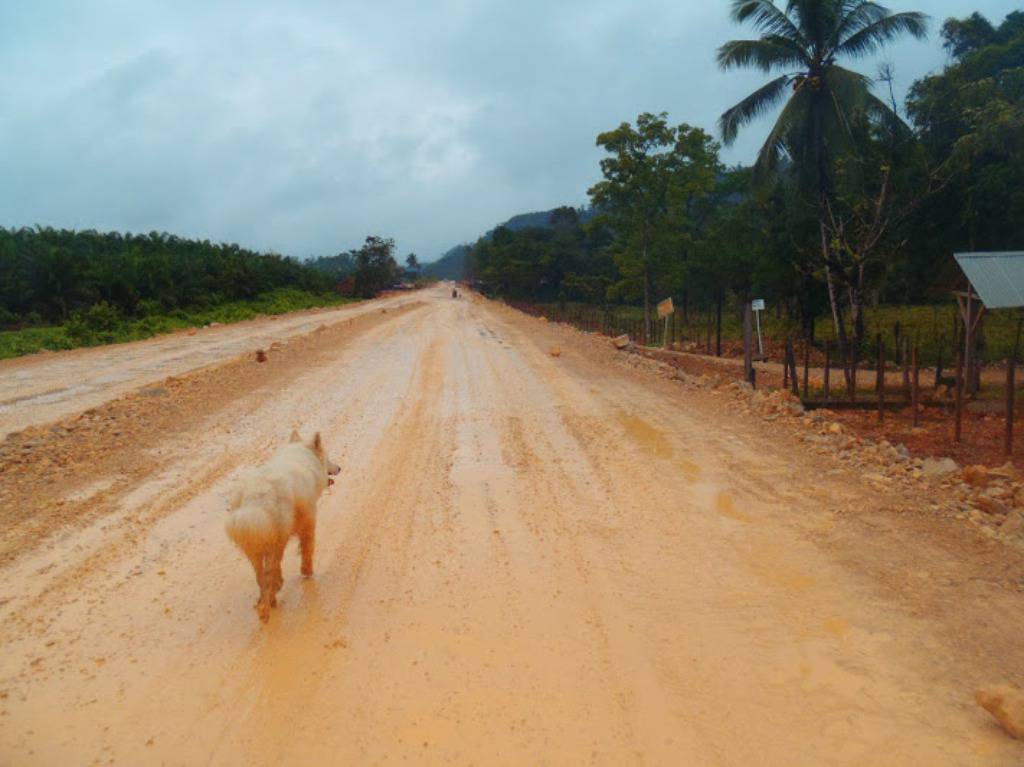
[1,1,1018,261]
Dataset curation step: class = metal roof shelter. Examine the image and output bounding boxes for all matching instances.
[954,252,1024,309]
[953,252,1024,400]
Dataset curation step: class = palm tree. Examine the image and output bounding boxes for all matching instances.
[718,0,926,180]
[717,0,926,385]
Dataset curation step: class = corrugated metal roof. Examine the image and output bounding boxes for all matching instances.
[954,252,1024,309]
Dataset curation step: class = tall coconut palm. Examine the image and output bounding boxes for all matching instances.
[718,0,926,180]
[717,0,926,386]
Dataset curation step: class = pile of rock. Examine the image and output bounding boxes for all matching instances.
[946,463,1024,538]
[614,340,1024,545]
[748,388,805,419]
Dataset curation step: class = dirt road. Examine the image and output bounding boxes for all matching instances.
[0,293,416,439]
[3,285,1024,765]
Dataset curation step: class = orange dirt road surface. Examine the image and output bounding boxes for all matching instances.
[2,285,1023,765]
[0,292,417,439]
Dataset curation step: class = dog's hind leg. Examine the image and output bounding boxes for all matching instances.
[298,517,315,578]
[245,550,263,603]
[253,552,273,623]
[268,544,285,607]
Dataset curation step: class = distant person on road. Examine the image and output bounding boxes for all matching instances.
[452,288,458,299]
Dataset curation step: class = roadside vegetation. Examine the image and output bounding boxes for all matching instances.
[0,226,423,359]
[0,288,351,359]
[467,4,1023,373]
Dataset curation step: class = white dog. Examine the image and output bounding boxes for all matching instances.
[226,431,340,622]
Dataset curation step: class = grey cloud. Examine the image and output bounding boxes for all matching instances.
[1,0,1020,260]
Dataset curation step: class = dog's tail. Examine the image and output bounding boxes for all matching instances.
[225,503,273,559]
[225,474,277,559]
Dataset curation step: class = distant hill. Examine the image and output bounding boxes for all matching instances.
[486,206,596,237]
[424,206,594,280]
[423,244,471,280]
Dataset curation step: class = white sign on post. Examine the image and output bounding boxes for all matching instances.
[751,299,765,357]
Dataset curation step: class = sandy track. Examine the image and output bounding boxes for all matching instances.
[0,293,416,438]
[2,285,1024,765]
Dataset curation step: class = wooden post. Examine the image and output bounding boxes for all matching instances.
[743,302,754,387]
[1007,359,1016,456]
[877,333,884,421]
[849,347,857,403]
[912,344,920,428]
[715,294,723,357]
[786,339,799,397]
[955,347,964,443]
[802,340,810,399]
[901,337,911,400]
[964,291,973,398]
[783,343,790,389]
[824,340,831,406]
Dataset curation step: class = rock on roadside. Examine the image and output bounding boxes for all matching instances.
[976,684,1024,739]
[921,456,959,478]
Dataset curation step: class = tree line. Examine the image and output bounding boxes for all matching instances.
[0,227,336,328]
[0,227,425,330]
[466,3,1024,374]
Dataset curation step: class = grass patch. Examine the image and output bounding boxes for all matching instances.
[0,288,355,360]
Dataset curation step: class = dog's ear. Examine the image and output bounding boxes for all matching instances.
[289,430,302,443]
[311,432,323,453]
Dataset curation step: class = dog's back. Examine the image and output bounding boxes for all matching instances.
[225,444,322,557]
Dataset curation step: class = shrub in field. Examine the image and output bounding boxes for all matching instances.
[66,302,122,345]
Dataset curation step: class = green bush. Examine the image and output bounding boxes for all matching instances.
[136,299,164,317]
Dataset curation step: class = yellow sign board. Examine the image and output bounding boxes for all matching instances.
[657,297,674,319]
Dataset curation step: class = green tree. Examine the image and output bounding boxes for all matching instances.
[588,113,719,337]
[717,0,926,379]
[352,236,399,298]
[906,10,1024,254]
